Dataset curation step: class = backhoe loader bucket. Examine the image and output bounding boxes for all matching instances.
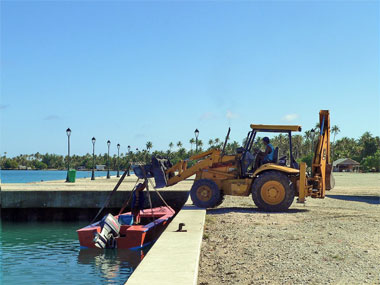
[132,165,153,179]
[151,157,169,188]
[132,157,172,189]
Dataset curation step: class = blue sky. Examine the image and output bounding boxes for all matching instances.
[1,1,379,156]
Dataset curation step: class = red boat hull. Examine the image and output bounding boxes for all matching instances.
[77,206,174,249]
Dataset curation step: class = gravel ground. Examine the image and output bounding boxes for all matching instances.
[198,173,380,285]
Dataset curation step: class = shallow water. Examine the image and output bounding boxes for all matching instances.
[0,170,119,183]
[1,221,149,284]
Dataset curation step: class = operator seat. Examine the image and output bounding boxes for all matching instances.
[271,147,279,164]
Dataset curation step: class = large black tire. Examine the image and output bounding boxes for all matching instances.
[215,192,225,207]
[190,179,221,208]
[251,171,294,212]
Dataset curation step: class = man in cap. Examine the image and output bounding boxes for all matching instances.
[253,137,275,170]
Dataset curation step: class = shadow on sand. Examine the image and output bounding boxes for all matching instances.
[326,195,380,205]
[207,207,309,215]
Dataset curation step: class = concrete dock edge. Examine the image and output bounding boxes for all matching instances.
[126,197,206,284]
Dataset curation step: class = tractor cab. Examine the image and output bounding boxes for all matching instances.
[239,124,302,177]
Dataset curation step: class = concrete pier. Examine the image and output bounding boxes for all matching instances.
[0,175,192,221]
[127,197,206,284]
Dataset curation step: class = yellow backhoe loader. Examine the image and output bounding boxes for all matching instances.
[134,110,334,211]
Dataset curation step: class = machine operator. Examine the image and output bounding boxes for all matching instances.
[253,137,274,170]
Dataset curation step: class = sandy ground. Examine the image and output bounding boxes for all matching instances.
[198,173,380,284]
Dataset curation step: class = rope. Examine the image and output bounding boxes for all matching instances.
[139,165,156,224]
[147,178,175,214]
[90,170,128,224]
[118,178,140,215]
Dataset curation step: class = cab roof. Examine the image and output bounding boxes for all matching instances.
[250,124,302,132]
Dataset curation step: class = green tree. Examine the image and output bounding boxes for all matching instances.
[169,142,174,152]
[208,139,214,149]
[361,150,380,172]
[32,160,47,170]
[3,159,18,169]
[146,141,153,152]
[331,125,341,160]
[359,132,378,161]
[189,138,195,150]
[214,138,221,147]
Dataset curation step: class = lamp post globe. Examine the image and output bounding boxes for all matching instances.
[107,140,111,179]
[194,128,199,153]
[91,137,96,180]
[65,128,71,182]
[310,128,316,152]
[117,143,120,178]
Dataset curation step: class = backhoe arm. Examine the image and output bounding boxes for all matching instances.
[310,110,332,198]
[166,149,223,186]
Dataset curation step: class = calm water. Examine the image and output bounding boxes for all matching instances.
[1,221,150,284]
[0,170,119,183]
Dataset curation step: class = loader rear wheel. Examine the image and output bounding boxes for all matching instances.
[215,192,225,207]
[190,179,221,208]
[251,171,294,212]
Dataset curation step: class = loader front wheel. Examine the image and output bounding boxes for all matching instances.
[251,171,294,212]
[190,179,221,208]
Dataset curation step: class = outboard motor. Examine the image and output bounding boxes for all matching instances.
[93,214,121,249]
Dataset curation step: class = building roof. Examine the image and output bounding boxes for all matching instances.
[333,158,360,167]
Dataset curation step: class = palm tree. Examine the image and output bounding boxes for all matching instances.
[208,139,214,148]
[146,141,153,152]
[198,140,203,151]
[331,125,340,144]
[177,141,182,149]
[169,142,174,152]
[315,123,320,134]
[292,135,303,159]
[331,125,340,159]
[189,138,195,150]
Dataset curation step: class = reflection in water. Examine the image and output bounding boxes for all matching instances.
[2,222,150,284]
[77,247,149,283]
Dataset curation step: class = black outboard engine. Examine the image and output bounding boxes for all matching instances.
[93,214,121,249]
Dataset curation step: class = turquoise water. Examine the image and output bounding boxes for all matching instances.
[0,170,119,183]
[1,221,150,284]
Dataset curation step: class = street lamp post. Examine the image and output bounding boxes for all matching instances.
[194,128,199,153]
[107,140,111,179]
[117,143,120,178]
[65,128,71,182]
[91,137,96,180]
[310,128,315,153]
[127,145,131,176]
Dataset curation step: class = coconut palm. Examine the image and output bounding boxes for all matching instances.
[331,125,340,159]
[198,140,203,151]
[189,138,195,150]
[208,139,214,149]
[177,141,182,149]
[169,142,174,151]
[214,138,221,148]
[146,141,153,152]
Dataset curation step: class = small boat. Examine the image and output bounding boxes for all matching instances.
[77,206,174,250]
